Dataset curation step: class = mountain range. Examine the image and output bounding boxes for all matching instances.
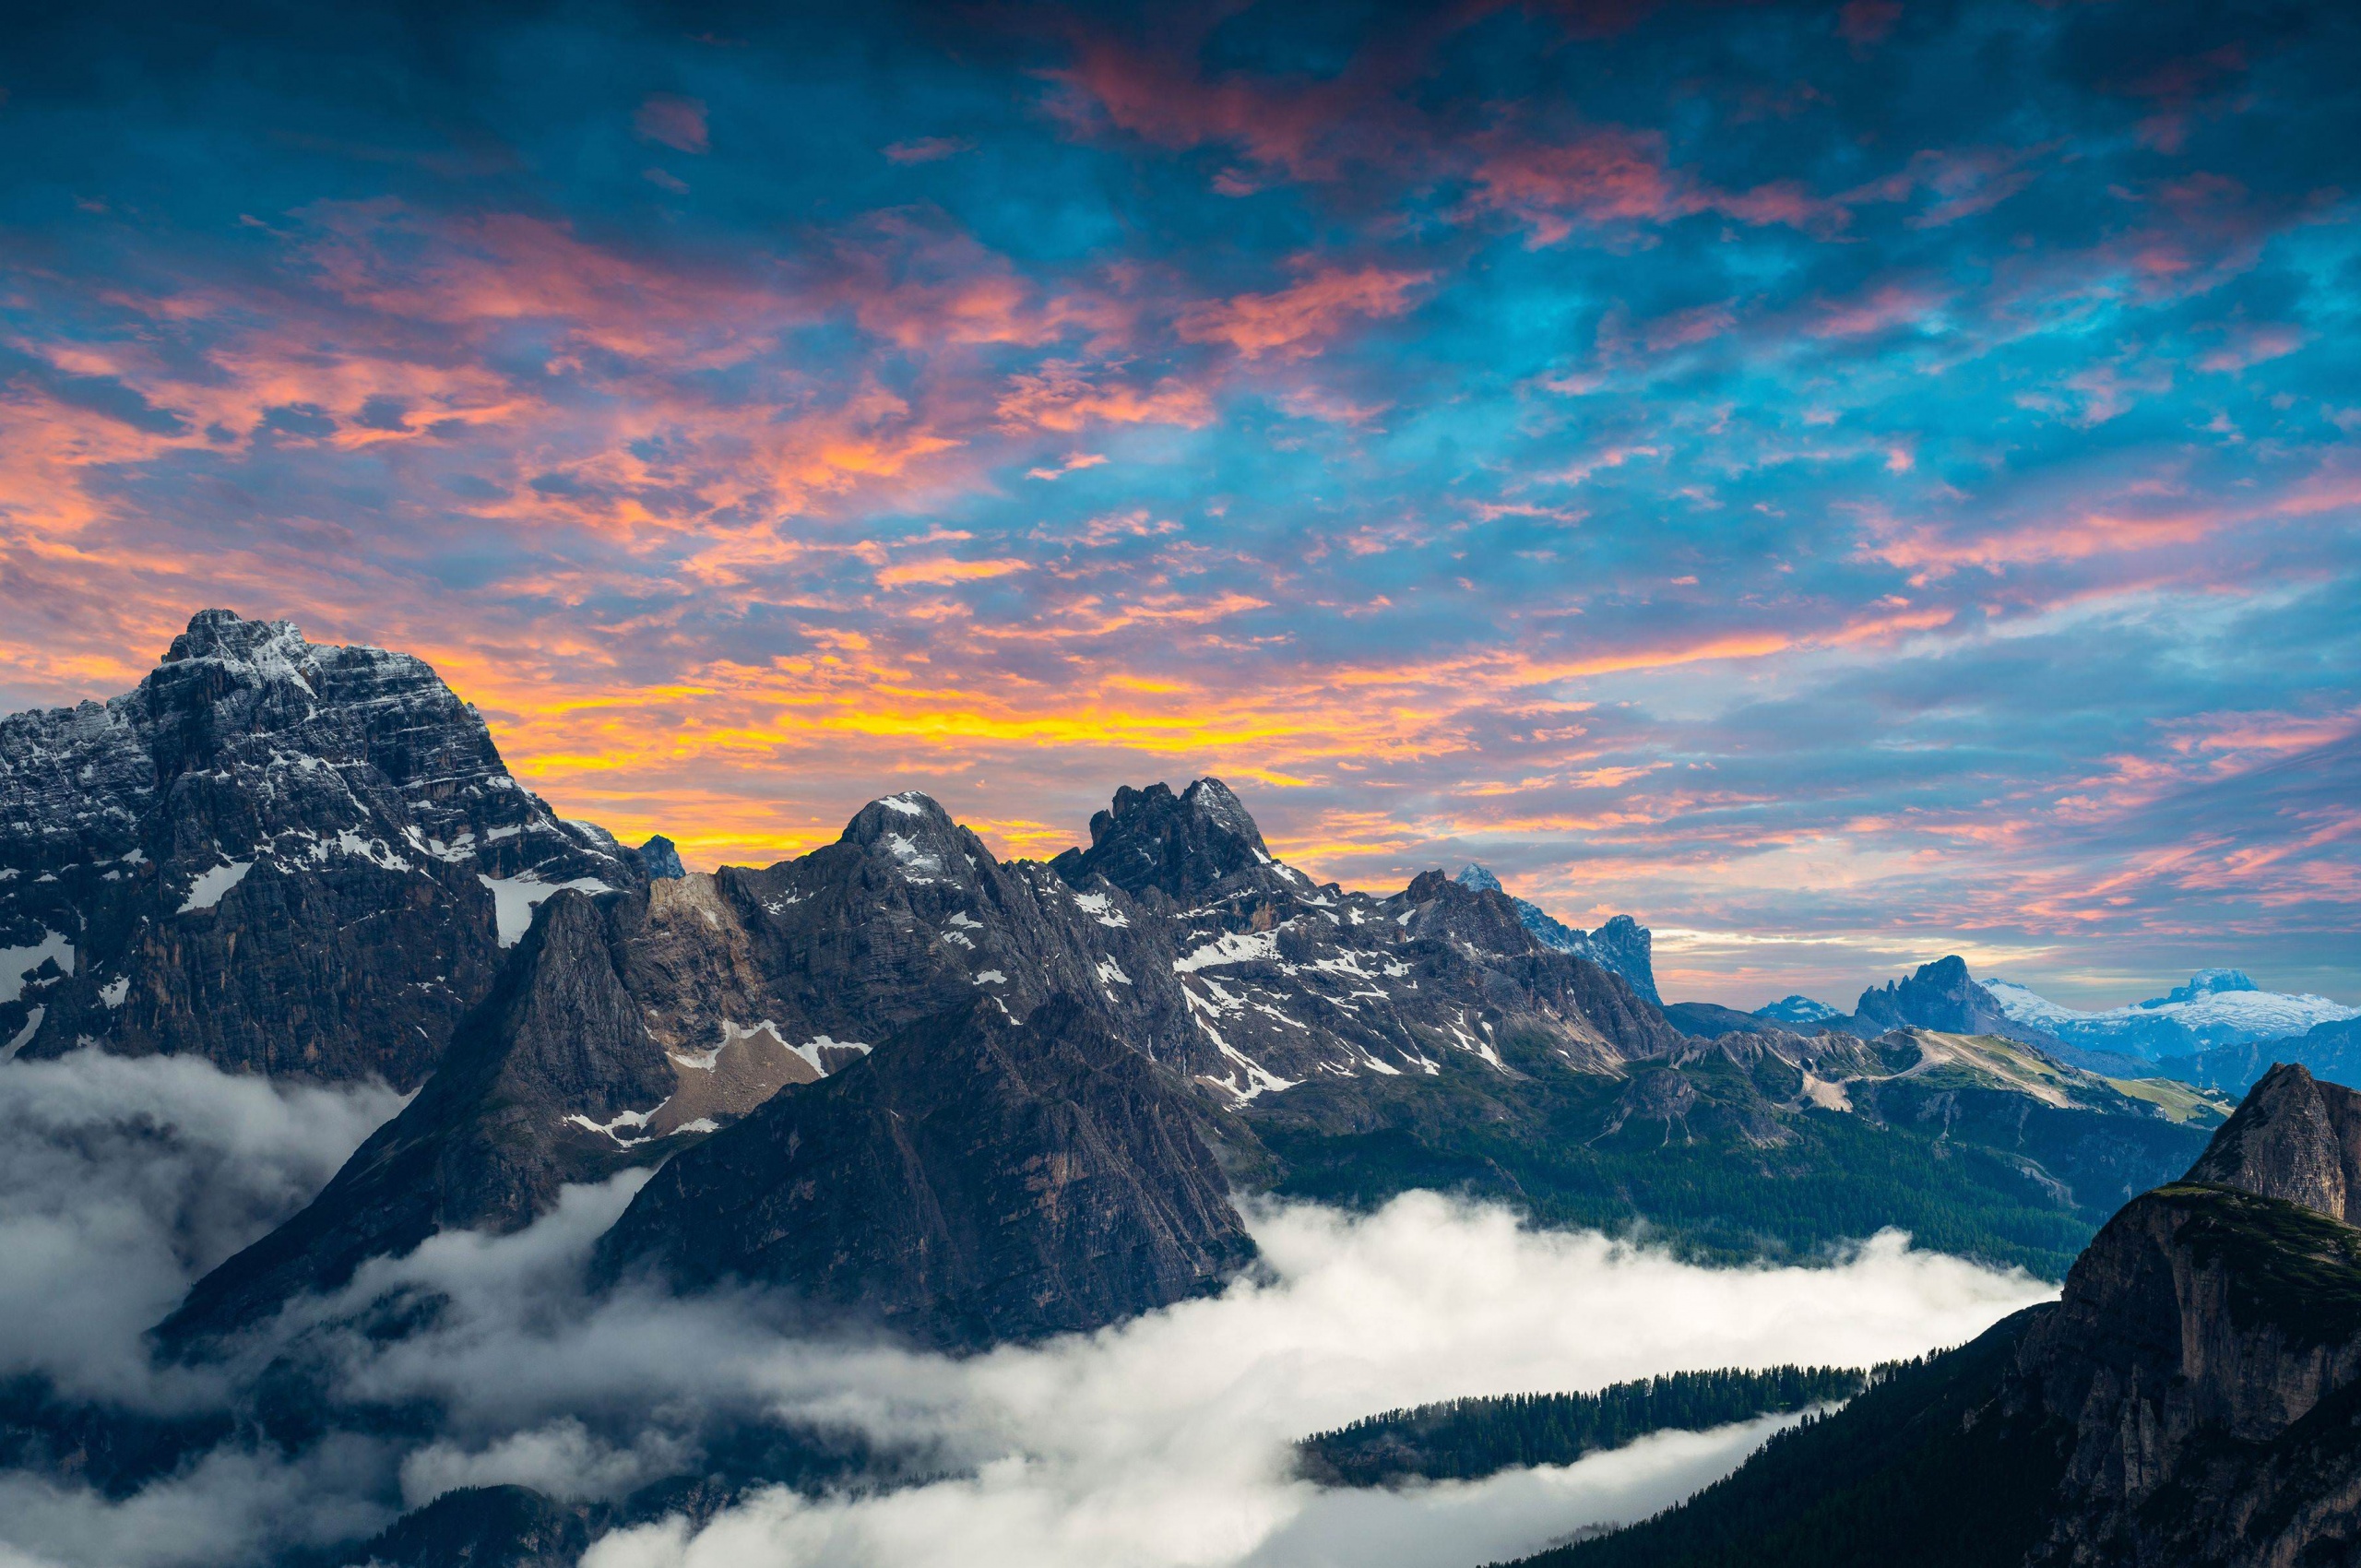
[3,611,2354,1567]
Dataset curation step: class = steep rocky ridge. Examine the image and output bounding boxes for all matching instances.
[151,778,1683,1356]
[591,996,1256,1351]
[1452,863,1661,1004]
[2159,1017,2361,1097]
[0,610,637,1087]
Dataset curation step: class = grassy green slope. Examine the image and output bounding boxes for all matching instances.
[1245,1029,2210,1279]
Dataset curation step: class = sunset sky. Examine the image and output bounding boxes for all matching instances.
[2,0,2355,1007]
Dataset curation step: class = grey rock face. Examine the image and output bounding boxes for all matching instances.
[636,835,687,880]
[1848,956,2033,1042]
[2182,1061,2361,1225]
[2010,1177,2361,1567]
[1452,864,1662,1004]
[0,609,634,1087]
[592,996,1257,1351]
[1992,1067,2361,1565]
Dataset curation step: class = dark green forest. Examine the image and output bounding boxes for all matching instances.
[1298,1366,1865,1488]
[1503,1313,2070,1568]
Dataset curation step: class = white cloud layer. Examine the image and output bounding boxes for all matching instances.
[0,1051,2055,1568]
[0,1049,406,1401]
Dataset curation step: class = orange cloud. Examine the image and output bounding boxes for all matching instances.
[1174,265,1430,360]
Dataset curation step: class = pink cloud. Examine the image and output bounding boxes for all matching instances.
[1807,281,1944,339]
[1837,0,1903,47]
[1174,264,1430,360]
[884,137,971,164]
[635,94,709,155]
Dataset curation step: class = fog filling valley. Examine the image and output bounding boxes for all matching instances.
[0,1051,2055,1568]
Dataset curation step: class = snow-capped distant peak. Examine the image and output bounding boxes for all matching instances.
[2150,968,2258,1006]
[1980,973,2360,1057]
[1754,993,1842,1025]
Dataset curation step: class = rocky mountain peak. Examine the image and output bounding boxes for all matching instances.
[636,834,687,880]
[2183,1061,2361,1225]
[0,607,632,1086]
[1453,863,1504,893]
[1851,955,2023,1039]
[160,607,309,669]
[2157,967,2261,1005]
[1051,776,1275,904]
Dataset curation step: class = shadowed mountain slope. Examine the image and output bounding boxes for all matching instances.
[590,996,1256,1351]
[1513,1066,2361,1568]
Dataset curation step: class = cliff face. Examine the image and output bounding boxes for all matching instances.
[0,610,636,1087]
[2011,1179,2361,1566]
[2183,1061,2361,1225]
[1527,1070,2361,1568]
[590,996,1258,1351]
[1989,1063,2361,1563]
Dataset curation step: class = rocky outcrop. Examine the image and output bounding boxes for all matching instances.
[636,835,687,880]
[591,996,1257,1351]
[1524,1069,2361,1568]
[1849,956,2038,1043]
[1453,864,1661,1004]
[1050,777,1272,905]
[2183,1061,2361,1226]
[0,609,634,1087]
[2008,1177,2361,1566]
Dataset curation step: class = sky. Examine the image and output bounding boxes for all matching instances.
[1,0,2355,1009]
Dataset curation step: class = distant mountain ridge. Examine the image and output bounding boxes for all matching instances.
[0,610,2286,1568]
[1981,968,2358,1059]
[1452,865,1661,1004]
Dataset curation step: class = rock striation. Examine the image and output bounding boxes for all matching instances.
[0,610,635,1087]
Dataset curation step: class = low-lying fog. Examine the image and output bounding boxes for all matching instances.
[0,1051,2056,1568]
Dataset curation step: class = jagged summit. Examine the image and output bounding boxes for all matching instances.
[1851,956,2022,1039]
[1050,777,1277,904]
[1452,863,1661,1004]
[0,608,633,1085]
[2183,1061,2361,1224]
[161,606,312,667]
